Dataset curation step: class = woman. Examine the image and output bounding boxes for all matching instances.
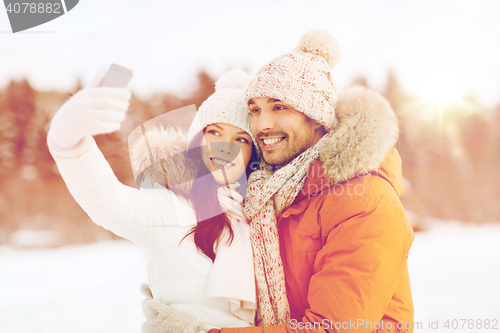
[47,69,258,331]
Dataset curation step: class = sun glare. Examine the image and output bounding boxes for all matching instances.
[412,76,467,121]
[416,95,475,123]
[405,53,470,121]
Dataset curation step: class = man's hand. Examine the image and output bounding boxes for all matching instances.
[49,73,131,149]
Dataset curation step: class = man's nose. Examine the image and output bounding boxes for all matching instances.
[254,110,275,132]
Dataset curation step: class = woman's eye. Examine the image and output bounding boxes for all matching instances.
[249,108,260,114]
[274,105,286,111]
[237,138,250,143]
[208,130,221,136]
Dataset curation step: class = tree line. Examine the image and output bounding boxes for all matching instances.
[0,70,498,245]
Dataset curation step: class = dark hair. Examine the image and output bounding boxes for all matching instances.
[181,131,258,262]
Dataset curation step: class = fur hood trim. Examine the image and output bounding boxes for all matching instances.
[319,85,399,184]
[129,126,198,196]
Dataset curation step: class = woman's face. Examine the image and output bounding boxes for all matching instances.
[200,123,253,185]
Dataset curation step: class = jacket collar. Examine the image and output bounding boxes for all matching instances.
[294,85,402,199]
[294,147,403,203]
[317,85,399,185]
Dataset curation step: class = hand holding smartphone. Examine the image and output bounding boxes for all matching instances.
[100,64,133,88]
[49,64,133,149]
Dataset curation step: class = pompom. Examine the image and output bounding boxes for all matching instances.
[298,29,340,68]
[215,69,252,92]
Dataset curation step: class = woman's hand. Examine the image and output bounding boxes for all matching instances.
[49,73,131,149]
[217,185,245,222]
[140,284,210,333]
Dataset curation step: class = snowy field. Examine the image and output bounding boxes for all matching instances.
[1,221,499,333]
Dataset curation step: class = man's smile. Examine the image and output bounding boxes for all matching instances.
[259,136,286,150]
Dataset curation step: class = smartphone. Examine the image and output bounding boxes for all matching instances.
[100,64,133,88]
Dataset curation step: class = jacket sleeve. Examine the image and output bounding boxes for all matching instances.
[47,133,195,246]
[218,195,413,333]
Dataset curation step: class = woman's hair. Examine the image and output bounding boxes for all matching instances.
[181,130,259,262]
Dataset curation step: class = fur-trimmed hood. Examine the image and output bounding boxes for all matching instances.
[129,85,399,193]
[319,85,399,185]
[129,126,199,196]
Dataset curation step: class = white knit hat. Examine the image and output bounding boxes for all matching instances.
[187,69,256,148]
[245,29,340,130]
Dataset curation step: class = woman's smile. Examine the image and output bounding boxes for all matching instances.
[210,157,236,169]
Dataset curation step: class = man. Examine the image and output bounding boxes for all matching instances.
[210,29,414,332]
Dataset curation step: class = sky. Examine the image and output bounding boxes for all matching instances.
[1,0,500,107]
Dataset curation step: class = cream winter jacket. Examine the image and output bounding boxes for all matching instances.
[47,126,256,328]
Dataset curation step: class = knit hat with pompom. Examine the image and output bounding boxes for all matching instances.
[187,69,256,147]
[246,29,340,130]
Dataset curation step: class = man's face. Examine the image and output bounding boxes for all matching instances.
[248,97,323,167]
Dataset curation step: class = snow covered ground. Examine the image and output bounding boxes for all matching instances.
[409,221,500,332]
[0,241,147,333]
[1,221,499,333]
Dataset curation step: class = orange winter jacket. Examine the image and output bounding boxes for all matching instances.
[219,86,415,333]
[280,149,414,333]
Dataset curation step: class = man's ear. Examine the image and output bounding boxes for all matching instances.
[308,118,325,132]
[316,125,327,137]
